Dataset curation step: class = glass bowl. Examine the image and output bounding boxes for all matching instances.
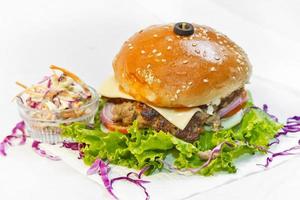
[16,86,99,144]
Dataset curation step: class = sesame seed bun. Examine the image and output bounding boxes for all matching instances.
[113,23,252,108]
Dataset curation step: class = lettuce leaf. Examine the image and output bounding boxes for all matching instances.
[61,106,282,176]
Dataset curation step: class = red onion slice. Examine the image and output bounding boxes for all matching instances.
[218,92,248,118]
[100,103,114,124]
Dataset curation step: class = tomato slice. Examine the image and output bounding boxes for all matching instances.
[102,121,128,134]
[100,103,129,134]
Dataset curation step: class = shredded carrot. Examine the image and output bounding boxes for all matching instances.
[15,81,28,89]
[50,65,82,83]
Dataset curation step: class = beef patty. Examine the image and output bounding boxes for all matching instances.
[104,88,244,143]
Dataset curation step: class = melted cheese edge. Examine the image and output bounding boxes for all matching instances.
[98,76,201,130]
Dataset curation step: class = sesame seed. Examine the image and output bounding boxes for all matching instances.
[153,34,158,37]
[176,89,181,94]
[183,60,188,64]
[167,46,172,50]
[192,43,197,47]
[156,52,162,57]
[146,64,151,68]
[203,79,209,83]
[128,43,132,47]
[167,38,173,42]
[161,59,167,62]
[152,49,157,53]
[141,50,146,54]
[188,81,193,85]
[129,46,134,50]
[210,67,217,71]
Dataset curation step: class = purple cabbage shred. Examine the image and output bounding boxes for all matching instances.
[188,142,234,173]
[0,121,26,156]
[258,104,300,167]
[256,104,300,146]
[87,159,150,200]
[61,141,85,159]
[258,141,300,167]
[262,104,279,122]
[32,140,61,161]
[269,115,300,146]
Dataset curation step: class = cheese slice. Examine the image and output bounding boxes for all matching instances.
[98,76,134,100]
[98,76,201,130]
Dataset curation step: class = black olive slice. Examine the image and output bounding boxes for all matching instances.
[173,22,194,36]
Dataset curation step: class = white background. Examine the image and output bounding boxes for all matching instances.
[0,0,300,199]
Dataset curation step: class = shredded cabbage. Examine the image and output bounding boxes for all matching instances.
[87,159,150,200]
[32,140,61,161]
[0,121,26,156]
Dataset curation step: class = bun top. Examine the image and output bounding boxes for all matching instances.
[113,23,252,108]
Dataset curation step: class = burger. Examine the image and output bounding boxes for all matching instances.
[62,22,281,176]
[99,22,251,142]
